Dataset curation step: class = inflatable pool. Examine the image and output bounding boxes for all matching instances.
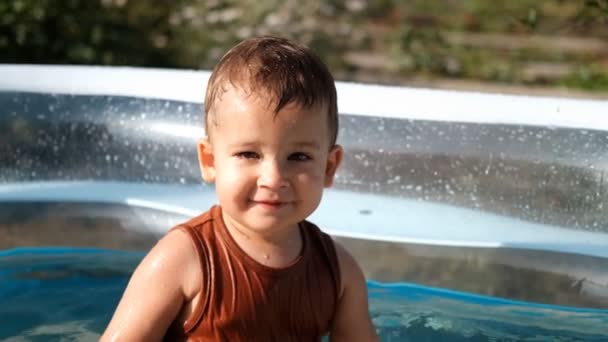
[1,65,607,340]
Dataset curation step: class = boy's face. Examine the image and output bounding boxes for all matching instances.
[198,86,342,235]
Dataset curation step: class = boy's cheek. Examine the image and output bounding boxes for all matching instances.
[217,166,255,189]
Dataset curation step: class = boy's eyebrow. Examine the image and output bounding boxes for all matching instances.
[227,141,258,149]
[290,141,321,150]
[227,141,321,150]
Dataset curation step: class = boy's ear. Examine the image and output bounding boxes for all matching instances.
[324,144,343,187]
[197,138,216,183]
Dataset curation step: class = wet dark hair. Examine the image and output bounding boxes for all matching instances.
[204,36,338,146]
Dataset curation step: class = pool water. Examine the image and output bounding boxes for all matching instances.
[1,248,607,341]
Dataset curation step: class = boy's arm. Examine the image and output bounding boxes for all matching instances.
[330,242,379,342]
[100,229,200,342]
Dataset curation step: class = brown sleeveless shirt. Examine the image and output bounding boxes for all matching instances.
[164,205,341,341]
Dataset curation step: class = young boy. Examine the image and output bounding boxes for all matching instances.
[101,36,378,341]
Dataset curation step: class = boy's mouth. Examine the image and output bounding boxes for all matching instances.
[251,200,288,210]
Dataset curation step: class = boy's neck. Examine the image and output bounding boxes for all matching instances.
[221,213,303,268]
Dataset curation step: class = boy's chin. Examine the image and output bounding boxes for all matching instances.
[223,202,317,229]
[242,212,300,229]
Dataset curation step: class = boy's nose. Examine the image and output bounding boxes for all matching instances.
[258,160,289,189]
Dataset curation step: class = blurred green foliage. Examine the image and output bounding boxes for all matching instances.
[0,0,198,66]
[1,0,607,92]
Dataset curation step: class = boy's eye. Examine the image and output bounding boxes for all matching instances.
[235,151,259,160]
[288,152,312,161]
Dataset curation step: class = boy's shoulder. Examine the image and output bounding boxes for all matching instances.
[306,229,365,301]
[166,205,224,245]
[148,207,223,274]
[176,205,220,231]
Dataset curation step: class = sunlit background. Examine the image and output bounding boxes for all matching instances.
[2,0,608,97]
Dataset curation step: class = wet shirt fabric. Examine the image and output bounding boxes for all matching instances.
[164,205,341,342]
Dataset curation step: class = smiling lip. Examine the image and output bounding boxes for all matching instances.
[252,200,288,209]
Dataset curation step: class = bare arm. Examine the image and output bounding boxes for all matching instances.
[101,230,201,342]
[330,242,378,342]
